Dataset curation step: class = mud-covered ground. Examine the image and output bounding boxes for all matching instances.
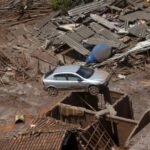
[0,80,69,138]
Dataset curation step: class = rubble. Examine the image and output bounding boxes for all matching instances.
[1,75,10,84]
[0,0,150,150]
[28,0,150,76]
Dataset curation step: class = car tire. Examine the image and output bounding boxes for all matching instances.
[47,87,58,96]
[88,85,99,96]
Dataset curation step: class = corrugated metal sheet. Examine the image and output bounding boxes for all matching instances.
[68,0,105,16]
[84,35,120,48]
[75,25,94,39]
[0,117,78,150]
[90,22,119,39]
[36,22,58,41]
[90,14,120,31]
[35,16,57,31]
[119,11,150,22]
[60,34,89,56]
[128,24,148,38]
[89,22,126,49]
[66,32,83,43]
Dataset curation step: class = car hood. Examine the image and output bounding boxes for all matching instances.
[88,69,110,84]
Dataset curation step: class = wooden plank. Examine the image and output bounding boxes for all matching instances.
[80,134,95,149]
[85,123,99,149]
[94,132,106,149]
[106,5,123,11]
[58,48,72,55]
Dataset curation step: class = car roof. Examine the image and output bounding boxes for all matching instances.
[54,65,80,74]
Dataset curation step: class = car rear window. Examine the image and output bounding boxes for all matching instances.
[44,69,55,78]
[76,66,94,79]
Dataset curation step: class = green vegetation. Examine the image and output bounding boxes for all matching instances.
[49,0,86,14]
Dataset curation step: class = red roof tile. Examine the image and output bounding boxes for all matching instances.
[0,117,78,150]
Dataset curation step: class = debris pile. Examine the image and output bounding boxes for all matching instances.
[0,24,59,84]
[0,1,150,149]
[34,0,150,75]
[0,0,51,25]
[0,1,150,77]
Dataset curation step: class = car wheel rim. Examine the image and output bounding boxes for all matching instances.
[48,88,58,96]
[89,86,99,95]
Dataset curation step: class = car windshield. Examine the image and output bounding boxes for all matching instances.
[76,66,94,79]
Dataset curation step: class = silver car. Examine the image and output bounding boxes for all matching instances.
[42,65,110,96]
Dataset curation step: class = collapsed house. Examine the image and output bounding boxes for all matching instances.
[48,91,150,149]
[1,90,150,150]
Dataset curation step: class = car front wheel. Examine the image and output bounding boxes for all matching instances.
[48,87,58,96]
[88,85,99,96]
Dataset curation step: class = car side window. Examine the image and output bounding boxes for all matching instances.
[54,74,67,81]
[67,74,81,81]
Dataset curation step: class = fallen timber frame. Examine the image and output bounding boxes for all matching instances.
[48,91,150,148]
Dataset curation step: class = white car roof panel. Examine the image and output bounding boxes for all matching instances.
[54,65,80,74]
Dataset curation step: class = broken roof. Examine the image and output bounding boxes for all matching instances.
[0,117,78,150]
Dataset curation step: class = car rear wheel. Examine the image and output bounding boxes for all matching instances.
[48,87,58,96]
[88,85,99,96]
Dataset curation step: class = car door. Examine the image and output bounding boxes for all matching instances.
[53,74,68,89]
[66,74,84,90]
